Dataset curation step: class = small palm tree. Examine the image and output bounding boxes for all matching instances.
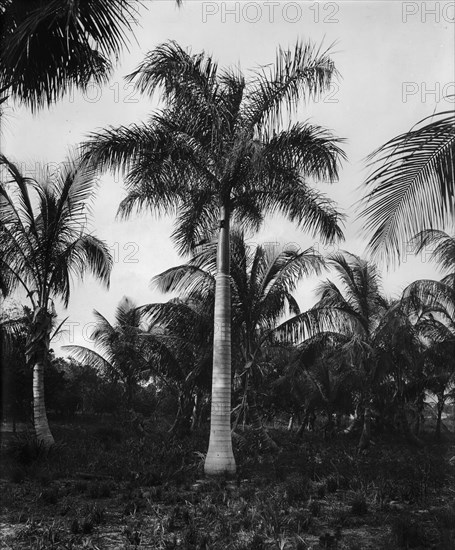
[64,297,153,410]
[290,333,357,434]
[84,40,345,474]
[401,234,455,437]
[0,0,145,109]
[0,155,112,447]
[141,296,215,435]
[360,111,455,265]
[280,253,391,448]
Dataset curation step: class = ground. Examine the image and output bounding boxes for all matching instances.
[1,418,454,549]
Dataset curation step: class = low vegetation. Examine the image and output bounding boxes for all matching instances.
[1,415,454,550]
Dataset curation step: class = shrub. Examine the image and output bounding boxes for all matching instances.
[391,515,427,548]
[326,476,338,493]
[350,494,368,516]
[40,487,59,505]
[88,481,112,499]
[9,465,26,484]
[284,475,309,503]
[434,505,455,529]
[309,500,322,517]
[7,433,48,465]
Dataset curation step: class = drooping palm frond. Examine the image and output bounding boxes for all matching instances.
[411,229,455,275]
[62,344,114,376]
[261,122,346,182]
[152,265,215,300]
[276,253,389,345]
[402,278,455,327]
[360,111,455,265]
[0,0,143,109]
[242,178,345,244]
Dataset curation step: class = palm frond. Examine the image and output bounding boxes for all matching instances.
[359,111,455,266]
[411,229,455,274]
[0,0,142,109]
[244,39,337,133]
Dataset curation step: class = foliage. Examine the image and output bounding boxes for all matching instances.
[360,111,455,266]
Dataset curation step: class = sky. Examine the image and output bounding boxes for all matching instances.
[1,0,454,354]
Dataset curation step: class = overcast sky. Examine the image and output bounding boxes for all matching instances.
[2,0,454,354]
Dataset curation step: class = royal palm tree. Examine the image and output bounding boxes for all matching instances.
[153,230,325,449]
[359,111,455,265]
[0,154,112,447]
[64,297,154,410]
[0,0,146,110]
[83,40,345,474]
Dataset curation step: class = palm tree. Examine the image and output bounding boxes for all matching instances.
[401,231,455,437]
[360,111,455,265]
[141,296,215,435]
[281,253,392,449]
[283,332,357,435]
[153,230,325,449]
[83,40,345,474]
[0,0,146,110]
[63,297,154,410]
[0,154,112,447]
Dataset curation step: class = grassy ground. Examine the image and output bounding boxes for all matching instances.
[1,418,454,549]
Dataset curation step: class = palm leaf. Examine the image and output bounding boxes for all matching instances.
[360,111,455,265]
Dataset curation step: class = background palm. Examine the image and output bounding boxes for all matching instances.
[84,39,345,474]
[64,297,154,411]
[281,253,392,448]
[141,296,215,436]
[0,155,112,446]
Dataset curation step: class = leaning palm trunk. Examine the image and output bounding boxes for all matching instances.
[204,208,236,475]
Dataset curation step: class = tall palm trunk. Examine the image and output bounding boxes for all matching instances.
[204,207,236,475]
[27,307,54,448]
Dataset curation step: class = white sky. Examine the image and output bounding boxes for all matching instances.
[1,1,454,354]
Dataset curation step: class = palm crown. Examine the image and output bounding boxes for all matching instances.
[84,40,345,252]
[0,155,112,307]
